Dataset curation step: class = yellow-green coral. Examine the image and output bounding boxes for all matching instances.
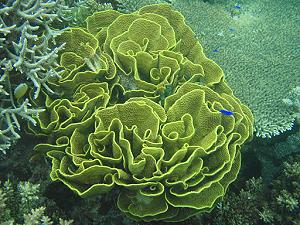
[31,4,253,222]
[54,4,224,104]
[27,82,110,137]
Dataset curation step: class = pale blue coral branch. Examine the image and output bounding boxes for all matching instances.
[0,0,70,154]
[0,99,46,151]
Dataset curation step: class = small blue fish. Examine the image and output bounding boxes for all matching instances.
[235,5,241,9]
[219,109,234,116]
[213,49,220,53]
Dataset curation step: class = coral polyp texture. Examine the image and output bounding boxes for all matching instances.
[32,4,253,222]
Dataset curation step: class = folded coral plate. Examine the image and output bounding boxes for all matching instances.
[32,4,253,222]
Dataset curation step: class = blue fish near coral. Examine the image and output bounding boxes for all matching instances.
[219,109,234,116]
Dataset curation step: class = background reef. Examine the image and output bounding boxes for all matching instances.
[171,0,300,138]
[0,0,299,224]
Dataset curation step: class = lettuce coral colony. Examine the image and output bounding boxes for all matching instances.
[30,4,254,222]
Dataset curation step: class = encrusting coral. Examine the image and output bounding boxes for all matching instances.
[30,4,254,222]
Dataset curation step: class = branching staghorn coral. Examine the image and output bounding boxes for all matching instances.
[0,0,67,97]
[0,0,68,154]
[0,58,45,153]
[29,4,254,222]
